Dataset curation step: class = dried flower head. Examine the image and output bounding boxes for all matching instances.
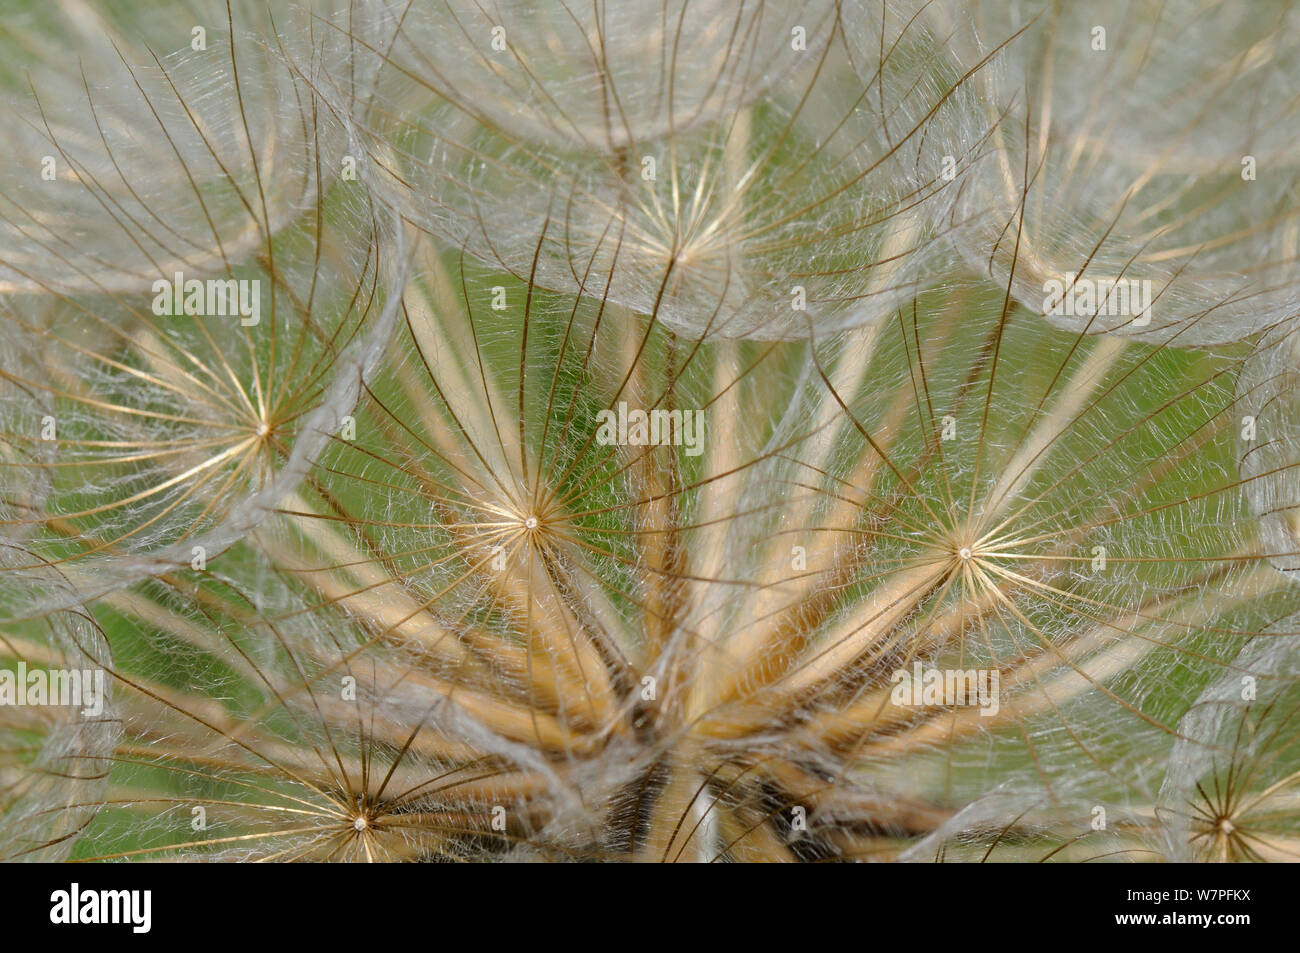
[43,233,1300,862]
[0,1,405,616]
[3,0,1300,865]
[948,0,1300,344]
[323,0,1005,337]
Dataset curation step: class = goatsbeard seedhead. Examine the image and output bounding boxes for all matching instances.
[4,0,1300,862]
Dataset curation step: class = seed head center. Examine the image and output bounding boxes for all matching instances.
[353,815,368,832]
[524,515,539,531]
[958,546,973,561]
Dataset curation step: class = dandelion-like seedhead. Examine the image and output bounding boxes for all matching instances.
[0,0,406,615]
[0,0,341,293]
[3,0,1300,863]
[1157,634,1300,862]
[328,0,1001,338]
[0,560,116,862]
[949,0,1300,344]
